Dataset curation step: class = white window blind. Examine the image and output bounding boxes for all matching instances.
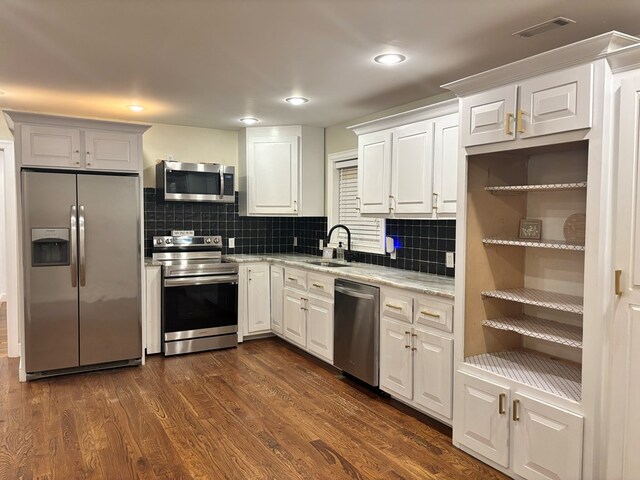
[335,165,384,252]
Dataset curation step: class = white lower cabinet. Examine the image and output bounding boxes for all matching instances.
[306,296,333,363]
[380,317,413,399]
[379,286,454,422]
[283,288,307,348]
[239,263,271,337]
[457,372,584,479]
[144,265,161,355]
[270,266,284,335]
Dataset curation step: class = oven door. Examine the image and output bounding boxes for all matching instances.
[162,274,238,342]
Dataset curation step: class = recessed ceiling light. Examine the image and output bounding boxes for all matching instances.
[374,53,407,65]
[285,97,309,105]
[512,16,576,38]
[240,117,259,125]
[127,104,145,112]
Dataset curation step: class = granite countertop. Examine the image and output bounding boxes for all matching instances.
[223,253,455,299]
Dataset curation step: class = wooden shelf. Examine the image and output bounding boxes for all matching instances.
[465,351,582,402]
[485,181,587,194]
[481,288,584,315]
[482,237,585,251]
[482,315,583,348]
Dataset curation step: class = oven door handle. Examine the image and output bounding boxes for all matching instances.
[164,275,239,287]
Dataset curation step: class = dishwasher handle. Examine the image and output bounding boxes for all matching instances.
[335,285,376,300]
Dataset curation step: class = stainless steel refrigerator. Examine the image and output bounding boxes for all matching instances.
[22,171,142,376]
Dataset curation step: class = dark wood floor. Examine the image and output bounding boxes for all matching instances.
[0,338,506,479]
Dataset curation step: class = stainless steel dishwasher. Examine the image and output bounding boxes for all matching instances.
[334,279,380,386]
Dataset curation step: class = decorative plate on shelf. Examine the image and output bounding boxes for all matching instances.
[563,214,586,243]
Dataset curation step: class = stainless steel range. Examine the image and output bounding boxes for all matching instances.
[152,233,238,356]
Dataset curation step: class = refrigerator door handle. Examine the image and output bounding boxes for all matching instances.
[70,205,78,287]
[79,205,86,286]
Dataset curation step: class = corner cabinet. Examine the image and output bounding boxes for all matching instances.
[443,32,640,480]
[349,100,459,218]
[238,125,325,216]
[9,114,147,172]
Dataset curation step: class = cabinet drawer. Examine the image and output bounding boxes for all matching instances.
[285,267,307,291]
[414,295,453,332]
[307,272,335,299]
[381,288,413,323]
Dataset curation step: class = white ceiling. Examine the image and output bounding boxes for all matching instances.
[1,0,640,130]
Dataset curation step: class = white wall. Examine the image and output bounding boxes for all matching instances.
[0,159,5,300]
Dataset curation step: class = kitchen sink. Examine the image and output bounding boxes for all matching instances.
[306,260,351,268]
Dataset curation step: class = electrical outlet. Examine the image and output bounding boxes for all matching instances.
[446,252,455,268]
[319,239,324,250]
[228,238,235,249]
[293,236,298,247]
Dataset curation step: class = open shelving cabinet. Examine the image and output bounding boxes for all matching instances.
[464,141,588,403]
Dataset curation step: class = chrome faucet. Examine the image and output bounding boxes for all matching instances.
[327,224,352,261]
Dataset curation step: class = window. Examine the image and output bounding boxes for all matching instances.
[327,150,385,254]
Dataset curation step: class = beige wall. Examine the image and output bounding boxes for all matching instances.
[324,91,455,156]
[0,115,237,188]
[142,123,237,187]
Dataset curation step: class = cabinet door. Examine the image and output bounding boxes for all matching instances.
[518,63,592,139]
[283,289,306,348]
[433,113,459,216]
[247,136,299,215]
[461,84,518,147]
[512,393,583,480]
[84,130,139,171]
[247,265,271,334]
[145,265,162,355]
[358,130,392,214]
[392,120,434,215]
[270,266,284,335]
[379,317,413,400]
[306,296,333,363]
[413,328,453,418]
[458,372,510,467]
[21,124,82,168]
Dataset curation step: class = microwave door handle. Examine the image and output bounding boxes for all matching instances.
[79,205,86,287]
[220,169,224,197]
[70,205,78,287]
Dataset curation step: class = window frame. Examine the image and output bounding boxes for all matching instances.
[327,149,386,254]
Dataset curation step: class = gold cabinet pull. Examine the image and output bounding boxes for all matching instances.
[513,399,520,421]
[616,270,623,297]
[312,283,324,289]
[505,113,514,135]
[516,110,525,134]
[420,310,440,318]
[404,331,410,335]
[386,304,403,310]
[287,277,296,281]
[498,393,506,415]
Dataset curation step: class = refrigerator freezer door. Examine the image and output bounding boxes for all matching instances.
[22,171,80,372]
[77,174,141,365]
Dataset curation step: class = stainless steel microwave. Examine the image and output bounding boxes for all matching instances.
[156,160,235,203]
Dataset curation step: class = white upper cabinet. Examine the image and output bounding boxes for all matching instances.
[358,130,392,214]
[460,64,593,147]
[350,99,459,219]
[84,129,139,171]
[392,120,434,215]
[6,111,149,173]
[21,125,82,168]
[239,125,325,217]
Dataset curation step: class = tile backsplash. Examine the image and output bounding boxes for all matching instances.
[144,188,456,277]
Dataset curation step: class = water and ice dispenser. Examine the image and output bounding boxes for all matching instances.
[31,228,70,266]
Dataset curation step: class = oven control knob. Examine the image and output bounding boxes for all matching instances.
[205,238,212,244]
[156,239,163,245]
[165,238,172,244]
[213,238,220,244]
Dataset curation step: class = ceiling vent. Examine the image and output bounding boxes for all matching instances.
[512,16,576,38]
